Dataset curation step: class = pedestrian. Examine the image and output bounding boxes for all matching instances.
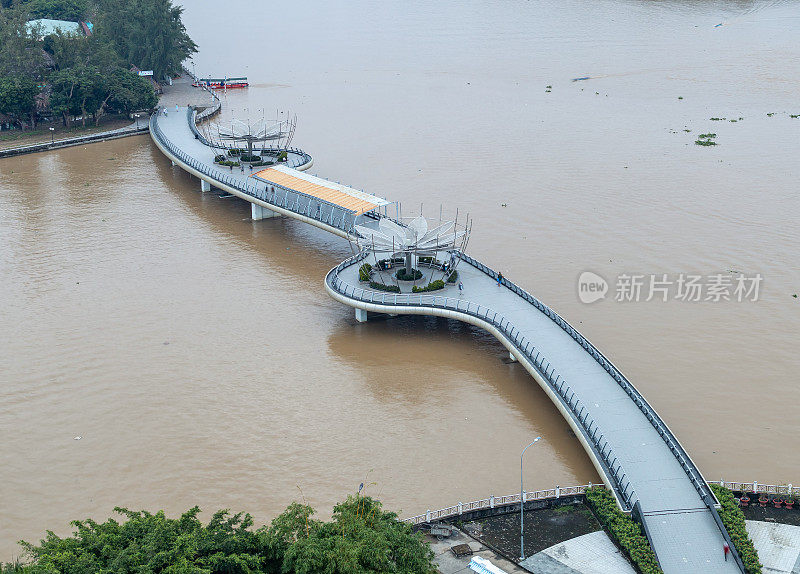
[458,281,464,296]
[175,104,179,112]
[497,271,503,286]
[163,108,168,116]
[723,542,730,562]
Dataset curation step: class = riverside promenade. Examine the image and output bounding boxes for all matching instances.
[149,105,743,573]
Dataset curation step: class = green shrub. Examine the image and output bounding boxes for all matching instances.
[710,484,762,574]
[240,154,261,162]
[214,154,226,163]
[446,270,458,283]
[412,280,445,293]
[218,160,240,167]
[584,487,661,574]
[358,263,372,282]
[277,151,288,162]
[369,281,400,293]
[227,148,241,156]
[396,268,422,281]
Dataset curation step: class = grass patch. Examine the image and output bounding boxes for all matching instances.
[710,484,763,574]
[585,487,661,574]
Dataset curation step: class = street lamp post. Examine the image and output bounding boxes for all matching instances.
[520,436,541,561]
[134,114,140,129]
[49,127,54,144]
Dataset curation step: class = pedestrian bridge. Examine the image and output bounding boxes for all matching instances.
[149,107,744,574]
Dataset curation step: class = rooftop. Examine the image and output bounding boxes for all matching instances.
[254,164,389,215]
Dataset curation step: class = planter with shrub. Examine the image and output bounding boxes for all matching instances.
[359,263,372,282]
[412,280,445,293]
[369,281,400,293]
[396,268,423,281]
[710,484,763,574]
[584,487,662,574]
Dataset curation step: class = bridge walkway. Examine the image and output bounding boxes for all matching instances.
[150,107,385,239]
[149,107,743,573]
[327,252,743,574]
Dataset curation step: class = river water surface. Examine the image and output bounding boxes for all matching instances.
[1,0,799,560]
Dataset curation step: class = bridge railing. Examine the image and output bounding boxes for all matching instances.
[326,252,638,511]
[403,483,597,525]
[711,480,800,496]
[150,112,356,235]
[453,250,717,509]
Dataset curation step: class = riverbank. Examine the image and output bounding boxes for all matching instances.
[0,75,208,159]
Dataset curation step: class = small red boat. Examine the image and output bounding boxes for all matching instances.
[192,77,248,89]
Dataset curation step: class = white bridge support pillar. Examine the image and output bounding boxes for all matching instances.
[201,179,211,192]
[355,308,368,323]
[251,203,277,221]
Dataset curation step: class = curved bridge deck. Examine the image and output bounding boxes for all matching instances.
[326,252,742,574]
[149,108,744,573]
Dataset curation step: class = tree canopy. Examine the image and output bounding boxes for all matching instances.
[95,0,197,80]
[2,496,437,574]
[0,0,195,128]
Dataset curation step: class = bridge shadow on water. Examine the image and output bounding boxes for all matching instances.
[150,147,354,283]
[324,314,597,477]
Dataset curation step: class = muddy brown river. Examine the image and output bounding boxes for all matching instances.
[1,0,798,560]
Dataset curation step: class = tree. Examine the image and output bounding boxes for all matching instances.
[18,0,88,21]
[95,0,197,80]
[0,75,38,128]
[280,496,437,574]
[104,67,157,116]
[5,496,437,574]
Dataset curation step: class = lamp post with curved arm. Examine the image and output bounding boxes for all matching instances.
[520,436,541,561]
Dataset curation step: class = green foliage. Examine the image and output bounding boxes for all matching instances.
[396,268,422,281]
[710,484,762,574]
[276,151,288,162]
[5,496,435,574]
[0,9,47,77]
[0,75,38,126]
[240,154,261,162]
[20,0,88,20]
[214,154,226,162]
[695,133,717,146]
[358,263,372,282]
[446,270,458,283]
[369,281,400,293]
[412,280,445,293]
[584,487,662,574]
[283,496,436,574]
[94,0,197,80]
[228,148,241,156]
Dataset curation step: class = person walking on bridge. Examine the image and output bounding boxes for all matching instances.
[497,271,503,286]
[723,542,730,562]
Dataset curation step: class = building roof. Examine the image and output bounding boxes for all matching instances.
[254,165,389,215]
[26,19,82,38]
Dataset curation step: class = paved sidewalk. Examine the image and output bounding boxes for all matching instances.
[521,531,635,574]
[429,529,530,574]
[746,520,800,573]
